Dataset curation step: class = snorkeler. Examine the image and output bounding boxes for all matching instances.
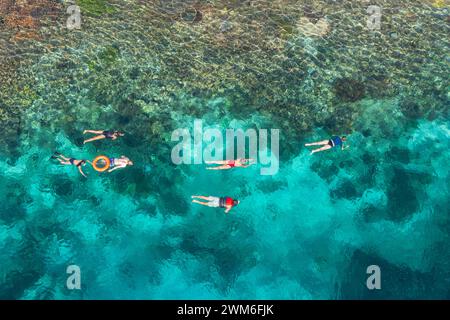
[205,158,255,170]
[51,152,88,178]
[83,129,125,144]
[191,195,240,214]
[305,136,349,155]
[107,156,133,173]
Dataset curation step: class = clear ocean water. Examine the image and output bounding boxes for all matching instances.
[0,0,449,299]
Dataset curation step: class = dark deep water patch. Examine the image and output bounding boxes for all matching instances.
[386,168,427,221]
[339,250,449,299]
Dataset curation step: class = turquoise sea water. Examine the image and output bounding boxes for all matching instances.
[0,1,449,299]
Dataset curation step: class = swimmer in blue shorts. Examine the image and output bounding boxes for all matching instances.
[305,136,349,155]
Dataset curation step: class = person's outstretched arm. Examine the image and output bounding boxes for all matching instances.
[78,167,87,178]
[224,206,232,214]
[108,165,124,173]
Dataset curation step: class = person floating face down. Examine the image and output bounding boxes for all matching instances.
[51,152,88,178]
[205,158,255,170]
[108,156,133,173]
[305,136,349,155]
[191,195,240,214]
[83,129,125,144]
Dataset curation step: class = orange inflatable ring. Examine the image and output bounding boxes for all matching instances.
[92,155,110,172]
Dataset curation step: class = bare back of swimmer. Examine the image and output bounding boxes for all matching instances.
[83,129,125,144]
[205,158,255,170]
[51,152,88,178]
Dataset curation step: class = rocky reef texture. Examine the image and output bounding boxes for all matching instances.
[0,0,62,39]
[0,0,448,201]
[297,17,330,37]
[0,1,447,154]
